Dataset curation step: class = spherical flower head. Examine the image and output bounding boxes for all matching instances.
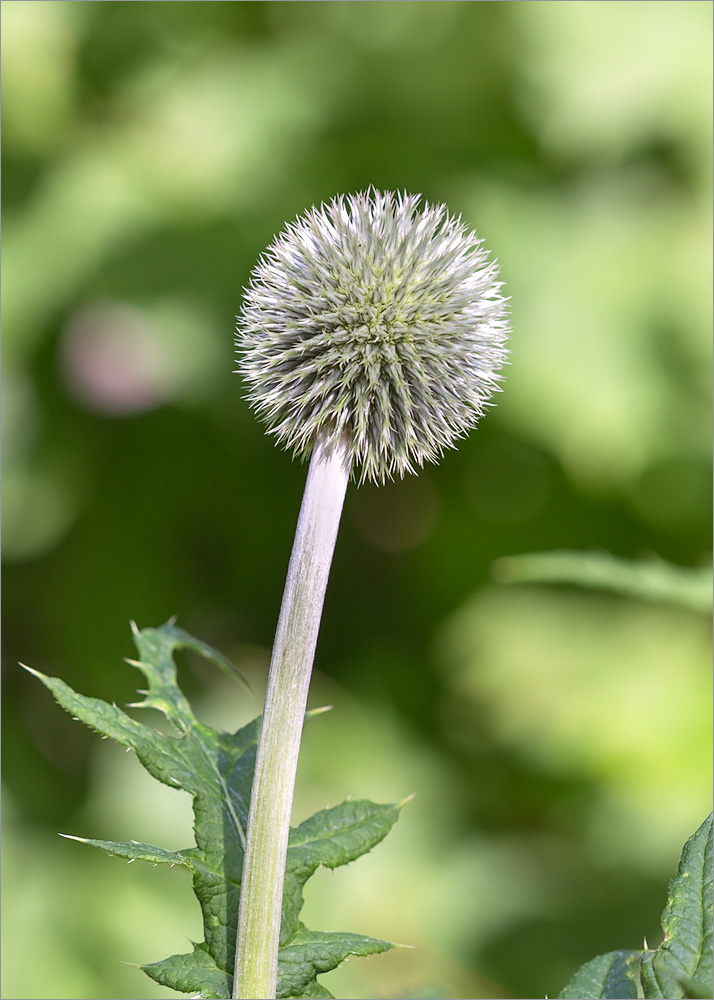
[237,190,509,484]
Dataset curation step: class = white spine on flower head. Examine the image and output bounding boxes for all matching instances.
[237,189,509,484]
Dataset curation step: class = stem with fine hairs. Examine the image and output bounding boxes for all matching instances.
[234,433,351,1000]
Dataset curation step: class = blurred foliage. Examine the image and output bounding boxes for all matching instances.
[493,551,712,612]
[1,2,711,999]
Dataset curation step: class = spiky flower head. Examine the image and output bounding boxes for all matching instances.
[237,189,509,484]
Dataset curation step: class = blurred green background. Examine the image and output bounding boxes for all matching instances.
[2,3,712,999]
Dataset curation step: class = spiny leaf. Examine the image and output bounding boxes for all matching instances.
[282,799,404,945]
[557,950,640,999]
[557,817,713,1000]
[277,925,393,999]
[640,815,713,1000]
[27,621,402,999]
[143,943,230,1000]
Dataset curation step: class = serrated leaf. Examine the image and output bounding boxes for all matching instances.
[61,836,194,869]
[558,950,641,999]
[640,815,713,1000]
[27,621,401,999]
[144,942,231,999]
[558,817,714,1000]
[282,799,403,945]
[278,925,392,999]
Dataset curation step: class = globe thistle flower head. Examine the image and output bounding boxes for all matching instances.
[237,190,509,484]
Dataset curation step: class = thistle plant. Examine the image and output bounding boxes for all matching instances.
[23,190,713,1000]
[235,189,509,999]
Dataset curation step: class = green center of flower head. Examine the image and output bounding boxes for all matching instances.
[237,189,509,484]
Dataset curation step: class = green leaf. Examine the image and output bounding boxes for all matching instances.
[282,799,403,945]
[493,551,713,613]
[640,815,713,1000]
[558,950,641,999]
[297,980,336,999]
[277,925,391,999]
[26,621,401,999]
[557,817,713,1000]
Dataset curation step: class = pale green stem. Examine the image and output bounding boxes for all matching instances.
[233,433,351,1000]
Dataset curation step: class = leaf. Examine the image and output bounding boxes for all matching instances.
[558,950,641,999]
[493,551,713,613]
[26,621,402,999]
[277,926,391,999]
[557,817,713,1000]
[640,815,713,1000]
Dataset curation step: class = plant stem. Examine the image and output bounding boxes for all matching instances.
[234,433,351,1000]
